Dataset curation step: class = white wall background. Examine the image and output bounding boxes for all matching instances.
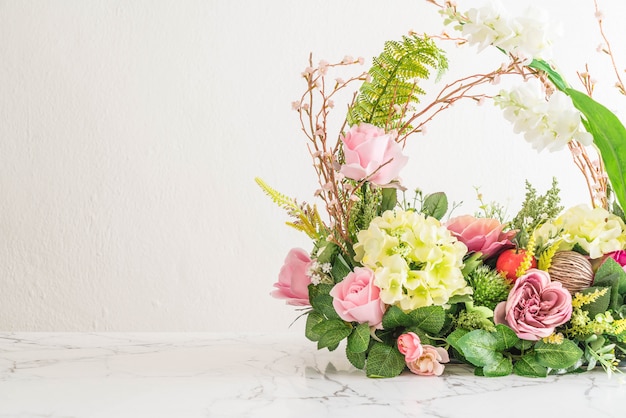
[1,0,624,332]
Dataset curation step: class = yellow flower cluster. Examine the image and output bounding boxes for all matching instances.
[552,205,626,259]
[354,209,471,312]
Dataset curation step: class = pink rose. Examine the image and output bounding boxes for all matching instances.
[606,250,626,272]
[406,345,450,376]
[271,248,312,306]
[340,123,408,186]
[446,215,516,259]
[494,269,572,341]
[397,332,424,362]
[329,267,385,328]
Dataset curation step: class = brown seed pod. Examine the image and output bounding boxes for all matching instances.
[548,251,594,294]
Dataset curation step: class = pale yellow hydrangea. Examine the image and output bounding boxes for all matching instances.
[353,209,471,312]
[551,204,626,259]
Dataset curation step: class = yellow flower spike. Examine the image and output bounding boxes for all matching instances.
[515,232,536,277]
[537,239,562,271]
[571,288,609,309]
[542,333,564,345]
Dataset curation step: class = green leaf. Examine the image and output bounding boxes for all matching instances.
[528,59,568,91]
[515,339,534,352]
[456,329,501,367]
[365,342,406,378]
[382,305,413,329]
[421,192,448,220]
[408,305,446,334]
[446,328,469,356]
[347,34,448,134]
[483,356,513,377]
[310,294,341,320]
[380,188,397,213]
[305,310,325,342]
[594,258,626,311]
[330,253,352,283]
[316,242,338,265]
[348,323,371,354]
[534,339,583,370]
[565,89,626,212]
[579,286,611,318]
[346,345,366,369]
[312,319,352,350]
[493,324,519,351]
[513,353,548,378]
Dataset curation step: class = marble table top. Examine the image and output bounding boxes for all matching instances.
[0,332,624,418]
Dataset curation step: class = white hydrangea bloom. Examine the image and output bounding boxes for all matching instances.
[353,209,471,312]
[494,80,593,152]
[554,204,626,259]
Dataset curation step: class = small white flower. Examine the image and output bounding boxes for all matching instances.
[447,1,557,63]
[494,79,592,152]
[321,263,332,274]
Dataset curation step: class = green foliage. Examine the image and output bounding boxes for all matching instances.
[255,177,327,239]
[366,342,406,378]
[513,354,548,378]
[454,309,495,332]
[466,265,512,311]
[312,319,352,351]
[530,58,626,214]
[594,258,626,311]
[511,178,563,248]
[381,305,446,335]
[534,339,583,370]
[347,34,448,134]
[348,184,382,239]
[421,192,448,220]
[565,89,626,214]
[347,323,371,354]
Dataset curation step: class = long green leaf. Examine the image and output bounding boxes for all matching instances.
[565,89,626,212]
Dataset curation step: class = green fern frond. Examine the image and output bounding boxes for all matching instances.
[347,34,447,133]
[255,177,327,239]
[255,177,298,211]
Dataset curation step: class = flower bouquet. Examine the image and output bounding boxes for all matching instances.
[257,0,626,378]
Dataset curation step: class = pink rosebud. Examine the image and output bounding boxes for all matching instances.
[339,123,408,186]
[446,215,516,259]
[271,248,312,306]
[406,345,450,376]
[494,269,572,341]
[329,267,385,328]
[397,332,423,362]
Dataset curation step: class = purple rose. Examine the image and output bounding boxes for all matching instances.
[494,269,572,341]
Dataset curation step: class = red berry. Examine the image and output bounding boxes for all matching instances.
[496,248,537,282]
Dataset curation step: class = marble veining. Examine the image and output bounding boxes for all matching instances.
[0,333,624,417]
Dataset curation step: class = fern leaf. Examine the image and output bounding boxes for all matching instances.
[348,35,448,134]
[347,34,447,133]
[255,177,299,212]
